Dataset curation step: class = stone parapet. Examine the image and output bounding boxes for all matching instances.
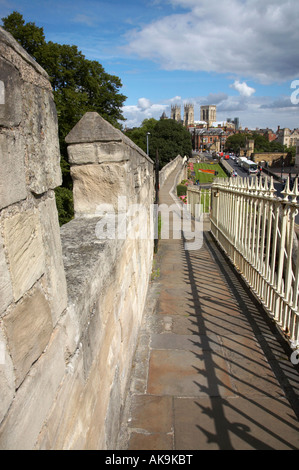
[0,28,155,450]
[159,155,187,189]
[52,112,155,448]
[65,112,153,217]
[0,27,67,448]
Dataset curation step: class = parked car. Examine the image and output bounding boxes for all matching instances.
[224,154,230,160]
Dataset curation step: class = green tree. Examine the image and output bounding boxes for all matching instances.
[126,118,192,167]
[1,11,45,56]
[2,11,127,225]
[125,118,158,154]
[225,133,251,153]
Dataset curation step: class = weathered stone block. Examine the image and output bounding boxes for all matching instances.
[23,83,61,195]
[96,142,130,164]
[0,326,65,450]
[0,235,13,316]
[67,143,97,164]
[38,196,68,324]
[71,163,128,216]
[4,209,45,301]
[0,131,27,210]
[0,327,15,424]
[0,58,22,127]
[0,80,4,104]
[35,347,85,450]
[67,142,130,165]
[3,285,53,387]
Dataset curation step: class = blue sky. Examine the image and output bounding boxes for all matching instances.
[1,0,299,130]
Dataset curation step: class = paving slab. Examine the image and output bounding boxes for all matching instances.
[174,396,299,450]
[118,166,299,451]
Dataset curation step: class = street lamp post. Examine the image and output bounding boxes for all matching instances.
[146,132,150,156]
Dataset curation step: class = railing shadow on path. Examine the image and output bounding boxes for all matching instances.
[180,225,299,450]
[120,167,299,451]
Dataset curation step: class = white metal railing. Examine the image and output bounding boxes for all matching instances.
[187,186,211,217]
[210,175,299,348]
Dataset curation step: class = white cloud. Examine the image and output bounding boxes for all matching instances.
[230,81,256,98]
[124,0,299,83]
[138,97,152,109]
[122,97,169,127]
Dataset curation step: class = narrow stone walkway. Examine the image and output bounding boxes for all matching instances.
[118,168,299,450]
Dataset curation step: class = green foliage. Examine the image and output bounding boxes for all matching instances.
[125,118,158,154]
[2,11,127,225]
[177,184,187,196]
[287,146,296,163]
[224,133,251,152]
[150,119,192,167]
[225,132,286,154]
[54,187,74,226]
[125,118,192,167]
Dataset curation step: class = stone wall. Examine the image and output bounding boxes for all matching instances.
[0,27,67,450]
[56,112,154,449]
[0,29,155,449]
[159,155,187,188]
[252,152,287,165]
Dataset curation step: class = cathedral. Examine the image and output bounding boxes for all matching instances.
[166,104,217,128]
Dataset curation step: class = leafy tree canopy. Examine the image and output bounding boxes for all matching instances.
[224,133,251,153]
[225,132,286,154]
[125,118,192,167]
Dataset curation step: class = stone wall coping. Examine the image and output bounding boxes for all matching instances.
[65,112,154,165]
[0,27,49,80]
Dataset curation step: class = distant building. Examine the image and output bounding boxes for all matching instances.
[189,126,231,153]
[263,128,277,142]
[277,127,299,147]
[227,117,240,130]
[183,104,194,127]
[200,105,217,128]
[171,105,181,123]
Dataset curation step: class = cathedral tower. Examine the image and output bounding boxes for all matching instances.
[200,105,216,128]
[171,105,181,122]
[183,104,194,127]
